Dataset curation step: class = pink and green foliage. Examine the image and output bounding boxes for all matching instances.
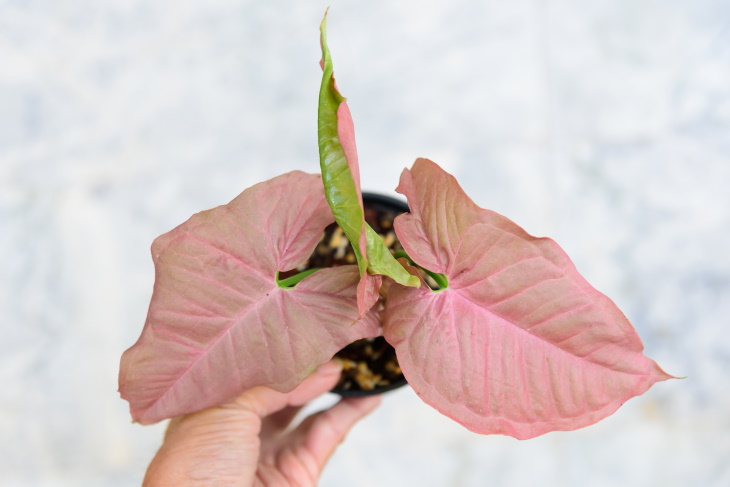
[318,12,419,316]
[119,12,670,435]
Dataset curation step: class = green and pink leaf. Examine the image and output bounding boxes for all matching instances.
[318,13,419,315]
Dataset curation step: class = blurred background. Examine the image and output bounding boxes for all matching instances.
[2,0,729,485]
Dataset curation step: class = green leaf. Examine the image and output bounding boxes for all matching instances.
[318,11,419,289]
[365,226,421,287]
[318,11,367,277]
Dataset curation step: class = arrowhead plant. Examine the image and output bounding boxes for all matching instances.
[119,12,671,439]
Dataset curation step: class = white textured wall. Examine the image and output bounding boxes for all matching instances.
[2,1,728,485]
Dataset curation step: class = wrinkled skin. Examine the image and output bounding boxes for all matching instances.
[143,361,380,487]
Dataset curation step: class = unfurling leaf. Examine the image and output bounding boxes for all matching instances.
[384,158,672,439]
[119,172,380,424]
[318,12,419,310]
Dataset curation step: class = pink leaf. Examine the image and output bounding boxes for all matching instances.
[357,272,383,319]
[335,95,363,195]
[119,171,380,424]
[384,158,672,439]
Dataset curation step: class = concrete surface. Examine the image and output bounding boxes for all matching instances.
[2,1,728,485]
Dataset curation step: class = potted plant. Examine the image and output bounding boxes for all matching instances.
[119,12,671,440]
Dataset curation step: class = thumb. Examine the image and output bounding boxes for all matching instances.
[229,360,344,418]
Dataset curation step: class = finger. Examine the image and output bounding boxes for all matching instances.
[290,396,381,473]
[229,360,343,418]
[260,405,303,438]
[284,360,343,408]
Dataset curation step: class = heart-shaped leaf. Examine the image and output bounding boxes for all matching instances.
[119,171,380,424]
[384,158,672,439]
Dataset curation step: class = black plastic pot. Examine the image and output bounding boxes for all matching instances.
[330,193,410,397]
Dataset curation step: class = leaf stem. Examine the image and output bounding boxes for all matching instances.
[392,250,449,291]
[392,249,410,260]
[276,268,321,289]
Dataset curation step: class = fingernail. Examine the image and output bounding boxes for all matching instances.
[316,360,342,376]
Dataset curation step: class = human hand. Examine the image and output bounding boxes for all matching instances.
[142,360,381,487]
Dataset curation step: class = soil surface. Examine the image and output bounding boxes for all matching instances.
[285,196,409,395]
